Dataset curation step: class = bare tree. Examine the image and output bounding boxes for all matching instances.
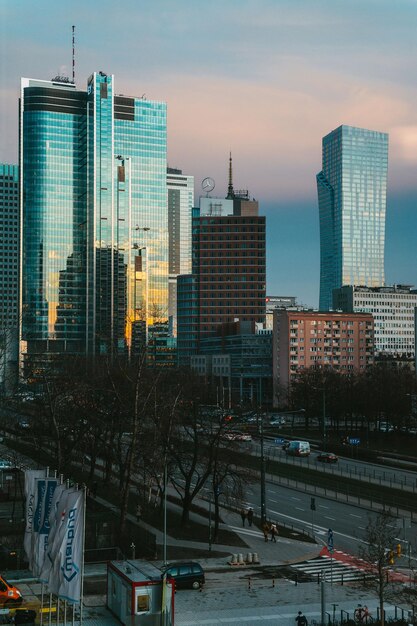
[359,511,399,626]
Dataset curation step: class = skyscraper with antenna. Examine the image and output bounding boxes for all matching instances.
[19,71,168,374]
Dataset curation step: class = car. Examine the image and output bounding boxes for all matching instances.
[162,562,205,590]
[317,452,338,463]
[233,433,252,442]
[0,575,23,606]
[222,432,252,442]
[269,415,286,425]
[0,460,13,470]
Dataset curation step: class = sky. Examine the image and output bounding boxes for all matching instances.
[1,0,417,307]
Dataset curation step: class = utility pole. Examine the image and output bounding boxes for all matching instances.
[259,378,266,524]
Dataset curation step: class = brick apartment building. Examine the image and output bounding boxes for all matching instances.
[273,310,374,396]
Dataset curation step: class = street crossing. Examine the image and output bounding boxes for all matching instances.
[290,554,374,584]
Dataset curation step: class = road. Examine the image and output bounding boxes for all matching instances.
[248,439,417,492]
[244,479,417,558]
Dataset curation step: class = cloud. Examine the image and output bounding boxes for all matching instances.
[391,126,417,163]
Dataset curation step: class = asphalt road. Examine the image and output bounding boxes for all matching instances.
[248,439,417,492]
[244,479,417,558]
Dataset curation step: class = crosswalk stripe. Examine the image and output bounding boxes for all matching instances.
[290,556,374,582]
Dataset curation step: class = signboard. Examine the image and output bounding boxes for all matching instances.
[348,437,360,445]
[275,438,284,444]
[328,528,334,550]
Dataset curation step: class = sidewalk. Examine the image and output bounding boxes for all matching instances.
[94,493,322,567]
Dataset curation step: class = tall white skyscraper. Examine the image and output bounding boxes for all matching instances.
[317,125,388,310]
[167,168,194,336]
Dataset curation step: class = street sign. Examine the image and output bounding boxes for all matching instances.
[348,437,360,445]
[310,497,316,511]
[328,528,334,550]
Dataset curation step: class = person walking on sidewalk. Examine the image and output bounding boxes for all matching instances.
[262,522,270,542]
[270,522,278,542]
[296,611,308,626]
[240,508,247,526]
[247,508,254,527]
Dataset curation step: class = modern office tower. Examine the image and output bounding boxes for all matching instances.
[20,73,167,372]
[195,199,265,341]
[317,125,388,310]
[0,164,19,393]
[273,310,374,394]
[167,167,193,336]
[177,164,266,365]
[333,285,417,357]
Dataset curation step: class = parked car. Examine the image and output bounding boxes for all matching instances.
[162,562,205,590]
[0,575,23,606]
[317,452,338,463]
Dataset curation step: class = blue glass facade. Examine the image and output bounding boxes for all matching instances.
[20,73,167,367]
[317,125,388,311]
[21,79,87,360]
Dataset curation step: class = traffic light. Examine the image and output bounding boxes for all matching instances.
[396,543,402,557]
[388,549,394,565]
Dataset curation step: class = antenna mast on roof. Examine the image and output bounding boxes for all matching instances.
[72,25,75,84]
[226,152,235,199]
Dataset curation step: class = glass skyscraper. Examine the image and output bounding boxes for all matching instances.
[20,73,167,371]
[317,125,388,311]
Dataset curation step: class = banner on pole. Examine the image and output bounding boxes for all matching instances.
[31,477,58,577]
[49,489,85,603]
[39,483,69,583]
[23,469,46,569]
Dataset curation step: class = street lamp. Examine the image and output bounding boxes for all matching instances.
[259,413,266,524]
[312,386,326,449]
[257,378,267,525]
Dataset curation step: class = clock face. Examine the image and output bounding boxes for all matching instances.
[202,177,215,193]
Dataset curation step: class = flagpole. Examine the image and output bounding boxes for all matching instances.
[48,593,52,626]
[79,485,87,625]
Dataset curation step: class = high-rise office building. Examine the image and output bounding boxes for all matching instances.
[20,73,167,371]
[167,167,193,336]
[177,160,266,365]
[317,125,388,310]
[0,164,19,393]
[0,164,19,328]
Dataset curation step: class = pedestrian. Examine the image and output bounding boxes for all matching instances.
[240,508,247,527]
[262,522,269,542]
[136,504,142,522]
[296,611,308,626]
[270,522,278,543]
[247,508,254,527]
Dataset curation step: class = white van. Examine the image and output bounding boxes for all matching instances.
[286,441,310,457]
